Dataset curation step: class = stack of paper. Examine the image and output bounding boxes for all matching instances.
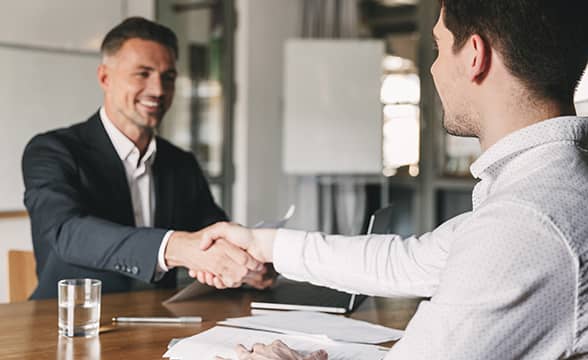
[164,311,404,359]
[163,326,390,360]
[219,311,404,344]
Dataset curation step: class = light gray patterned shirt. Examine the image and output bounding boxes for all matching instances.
[274,116,588,359]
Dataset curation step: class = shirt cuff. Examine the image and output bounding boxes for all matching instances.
[273,228,309,280]
[157,230,175,273]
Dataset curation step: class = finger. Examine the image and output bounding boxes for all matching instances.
[305,349,328,360]
[213,276,228,289]
[243,271,267,290]
[272,339,287,347]
[244,270,264,282]
[204,272,216,287]
[196,271,206,283]
[235,344,252,359]
[218,259,248,285]
[222,242,263,271]
[251,343,267,352]
[249,277,275,290]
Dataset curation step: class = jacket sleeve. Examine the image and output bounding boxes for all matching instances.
[22,133,167,283]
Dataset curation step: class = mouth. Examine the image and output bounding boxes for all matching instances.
[137,99,162,113]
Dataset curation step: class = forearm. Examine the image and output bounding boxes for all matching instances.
[273,229,445,297]
[32,211,166,282]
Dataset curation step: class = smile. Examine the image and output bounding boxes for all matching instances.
[139,99,160,107]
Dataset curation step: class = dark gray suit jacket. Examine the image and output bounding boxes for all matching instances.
[22,112,227,299]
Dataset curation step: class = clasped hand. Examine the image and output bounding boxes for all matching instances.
[164,228,258,287]
[193,222,277,289]
[188,223,329,360]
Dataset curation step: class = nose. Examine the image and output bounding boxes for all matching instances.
[146,74,164,97]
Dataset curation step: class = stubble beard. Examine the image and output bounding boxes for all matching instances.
[442,109,480,138]
[128,109,163,133]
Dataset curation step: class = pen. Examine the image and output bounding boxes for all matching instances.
[112,316,202,324]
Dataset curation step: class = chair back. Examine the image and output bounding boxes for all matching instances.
[8,250,37,302]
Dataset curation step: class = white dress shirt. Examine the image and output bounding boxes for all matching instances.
[100,108,173,273]
[274,116,588,359]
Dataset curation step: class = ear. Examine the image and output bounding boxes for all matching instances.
[97,63,109,91]
[468,34,490,82]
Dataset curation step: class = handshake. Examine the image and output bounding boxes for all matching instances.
[164,222,278,289]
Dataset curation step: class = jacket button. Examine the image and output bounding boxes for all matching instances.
[131,266,139,275]
[114,264,121,271]
[125,266,132,273]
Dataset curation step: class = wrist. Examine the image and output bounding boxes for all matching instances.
[164,231,191,268]
[252,228,277,262]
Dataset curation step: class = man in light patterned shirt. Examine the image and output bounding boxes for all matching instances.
[198,0,588,359]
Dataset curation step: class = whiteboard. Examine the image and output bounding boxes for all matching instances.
[0,1,124,51]
[283,40,384,174]
[0,47,102,210]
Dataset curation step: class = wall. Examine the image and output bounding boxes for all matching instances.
[233,0,302,225]
[0,0,154,303]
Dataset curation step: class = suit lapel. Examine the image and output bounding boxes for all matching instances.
[153,138,175,228]
[79,112,135,226]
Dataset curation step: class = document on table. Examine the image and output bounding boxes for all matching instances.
[218,311,404,344]
[163,326,389,360]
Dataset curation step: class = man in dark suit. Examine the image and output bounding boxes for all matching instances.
[22,17,266,299]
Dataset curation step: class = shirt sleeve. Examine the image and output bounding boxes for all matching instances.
[385,201,575,360]
[273,212,470,298]
[153,230,175,281]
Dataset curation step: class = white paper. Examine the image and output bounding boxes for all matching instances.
[163,326,388,360]
[218,311,403,344]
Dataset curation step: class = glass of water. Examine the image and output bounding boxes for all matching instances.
[58,279,101,337]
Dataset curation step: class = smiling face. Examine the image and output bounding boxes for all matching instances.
[98,38,177,135]
[430,8,480,138]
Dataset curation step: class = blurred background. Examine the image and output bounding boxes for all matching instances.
[0,0,587,303]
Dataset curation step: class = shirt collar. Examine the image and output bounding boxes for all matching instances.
[470,116,588,179]
[99,107,157,166]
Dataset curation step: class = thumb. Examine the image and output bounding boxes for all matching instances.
[200,222,252,251]
[199,222,230,250]
[305,349,328,360]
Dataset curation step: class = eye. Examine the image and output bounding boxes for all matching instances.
[135,71,149,78]
[162,73,177,84]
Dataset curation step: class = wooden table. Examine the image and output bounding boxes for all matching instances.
[0,288,422,359]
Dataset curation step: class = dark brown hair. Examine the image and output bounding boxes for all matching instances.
[101,17,179,59]
[438,0,588,103]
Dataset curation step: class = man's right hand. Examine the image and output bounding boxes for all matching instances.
[164,229,263,287]
[191,222,278,289]
[198,222,277,263]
